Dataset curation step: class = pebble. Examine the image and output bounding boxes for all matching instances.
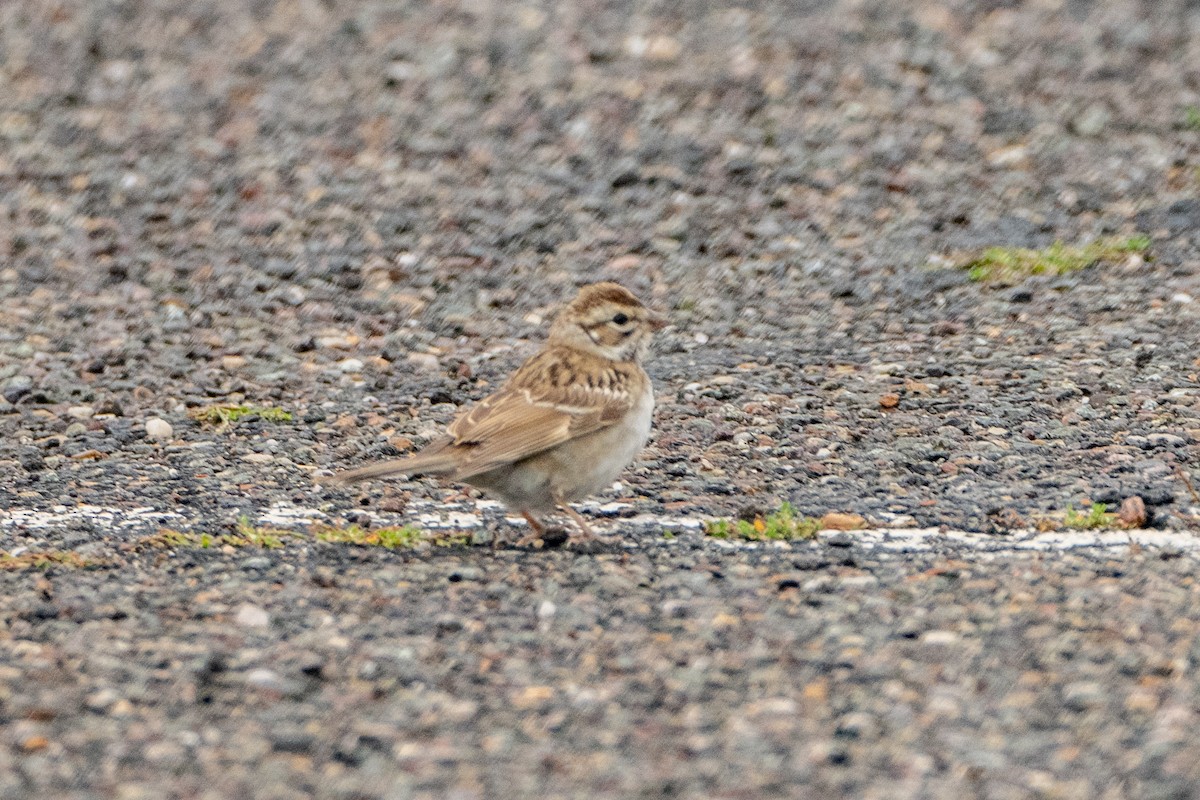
[1071,104,1110,136]
[3,376,32,404]
[337,358,365,373]
[245,668,288,692]
[145,418,173,441]
[922,630,960,645]
[234,603,270,628]
[1063,681,1106,711]
[84,688,120,712]
[407,353,440,371]
[66,405,94,419]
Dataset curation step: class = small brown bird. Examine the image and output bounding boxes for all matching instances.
[325,282,666,545]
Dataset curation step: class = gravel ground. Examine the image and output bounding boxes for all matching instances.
[2,0,1200,797]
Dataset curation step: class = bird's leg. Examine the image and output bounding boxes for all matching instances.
[513,511,547,547]
[558,501,600,542]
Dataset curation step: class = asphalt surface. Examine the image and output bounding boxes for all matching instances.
[2,0,1200,797]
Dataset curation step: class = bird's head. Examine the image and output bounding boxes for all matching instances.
[549,282,666,362]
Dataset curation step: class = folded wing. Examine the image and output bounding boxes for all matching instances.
[447,349,634,480]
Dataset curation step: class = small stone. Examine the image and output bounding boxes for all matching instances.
[109,699,135,717]
[820,512,867,531]
[3,376,32,404]
[646,35,681,61]
[624,34,681,61]
[1117,496,1147,528]
[378,496,407,513]
[246,668,285,690]
[145,418,173,441]
[385,60,416,84]
[66,405,94,419]
[234,603,270,628]
[241,453,275,464]
[85,688,119,712]
[94,397,123,416]
[337,358,365,373]
[65,422,88,437]
[1072,104,1110,137]
[823,531,855,547]
[922,630,960,645]
[407,353,439,371]
[279,286,305,306]
[537,600,556,619]
[986,144,1028,167]
[20,736,49,753]
[1125,688,1159,713]
[1063,681,1106,711]
[271,730,316,754]
[1147,433,1187,447]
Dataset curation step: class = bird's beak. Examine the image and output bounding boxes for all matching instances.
[648,312,668,331]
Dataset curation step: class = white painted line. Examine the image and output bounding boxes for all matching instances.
[1,501,1197,556]
[0,504,183,530]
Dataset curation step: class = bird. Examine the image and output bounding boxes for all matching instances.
[324,282,666,546]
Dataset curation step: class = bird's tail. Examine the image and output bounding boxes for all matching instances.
[321,440,458,485]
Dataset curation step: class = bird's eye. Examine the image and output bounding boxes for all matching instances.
[612,313,629,325]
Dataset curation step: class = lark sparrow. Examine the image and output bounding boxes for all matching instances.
[325,282,666,545]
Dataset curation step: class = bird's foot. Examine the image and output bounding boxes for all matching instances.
[511,512,569,549]
[514,526,569,549]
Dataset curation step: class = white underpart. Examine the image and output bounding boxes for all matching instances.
[1,500,1199,557]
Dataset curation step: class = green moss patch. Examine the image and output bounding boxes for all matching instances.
[960,236,1149,285]
[705,503,821,542]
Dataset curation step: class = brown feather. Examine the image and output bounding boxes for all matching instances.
[444,346,639,480]
[322,437,457,484]
[568,282,644,315]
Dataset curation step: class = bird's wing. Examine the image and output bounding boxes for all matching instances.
[446,349,636,480]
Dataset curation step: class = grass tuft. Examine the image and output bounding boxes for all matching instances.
[140,520,467,553]
[1062,502,1117,530]
[1185,106,1200,131]
[705,502,821,542]
[139,517,293,550]
[229,516,292,548]
[139,529,215,549]
[312,523,470,549]
[190,405,293,427]
[313,523,423,549]
[0,550,101,570]
[960,236,1150,285]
